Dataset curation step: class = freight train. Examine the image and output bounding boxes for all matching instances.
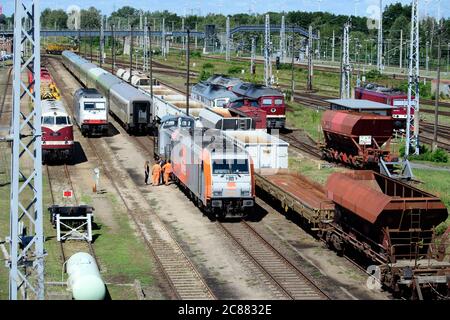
[325,171,449,299]
[321,109,396,168]
[159,122,255,219]
[61,51,152,133]
[355,83,415,129]
[28,67,74,162]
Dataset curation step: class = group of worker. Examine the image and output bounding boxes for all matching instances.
[144,158,173,186]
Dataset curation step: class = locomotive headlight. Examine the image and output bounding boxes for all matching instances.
[241,190,250,196]
[213,190,222,196]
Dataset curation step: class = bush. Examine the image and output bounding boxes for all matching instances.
[366,69,383,80]
[198,70,212,82]
[202,62,214,69]
[227,66,242,74]
[401,144,449,163]
[278,63,293,70]
[190,51,202,58]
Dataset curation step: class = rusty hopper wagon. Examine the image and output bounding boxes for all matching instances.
[326,171,449,298]
[321,110,396,168]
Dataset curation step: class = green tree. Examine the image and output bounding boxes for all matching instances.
[80,7,101,29]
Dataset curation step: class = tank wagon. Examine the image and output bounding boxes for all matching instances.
[73,88,108,136]
[61,51,152,133]
[169,129,255,219]
[41,99,74,162]
[325,171,449,299]
[321,110,395,168]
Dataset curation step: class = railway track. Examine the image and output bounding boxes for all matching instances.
[47,56,216,300]
[218,221,329,300]
[45,163,98,269]
[0,67,12,119]
[280,131,322,158]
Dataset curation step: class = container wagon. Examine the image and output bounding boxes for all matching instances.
[321,110,396,168]
[73,88,109,136]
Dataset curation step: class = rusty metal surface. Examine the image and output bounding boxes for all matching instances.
[259,170,334,211]
[321,110,393,141]
[326,170,448,224]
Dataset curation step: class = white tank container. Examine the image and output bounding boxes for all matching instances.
[66,252,106,300]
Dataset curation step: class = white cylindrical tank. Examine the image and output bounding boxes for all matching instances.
[66,252,106,300]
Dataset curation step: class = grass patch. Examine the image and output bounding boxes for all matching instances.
[412,168,450,234]
[286,103,323,141]
[288,156,345,185]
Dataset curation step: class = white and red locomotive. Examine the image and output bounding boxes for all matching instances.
[41,99,74,162]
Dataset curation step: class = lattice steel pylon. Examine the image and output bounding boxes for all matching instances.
[377,0,383,72]
[143,17,149,72]
[279,15,286,62]
[9,0,44,300]
[225,16,230,61]
[340,21,351,99]
[264,14,272,87]
[161,18,166,58]
[250,37,256,74]
[405,0,420,156]
[100,15,105,66]
[307,25,313,91]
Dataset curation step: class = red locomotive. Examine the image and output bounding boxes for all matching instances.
[355,83,414,129]
[41,99,74,162]
[321,110,396,168]
[29,67,74,162]
[232,82,286,129]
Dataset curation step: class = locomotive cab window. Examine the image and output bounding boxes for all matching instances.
[212,160,249,174]
[56,116,71,125]
[274,98,283,105]
[262,98,273,105]
[42,116,55,125]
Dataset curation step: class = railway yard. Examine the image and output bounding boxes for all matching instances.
[1,1,450,305]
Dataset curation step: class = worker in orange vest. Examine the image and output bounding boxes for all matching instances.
[151,161,162,186]
[162,160,173,185]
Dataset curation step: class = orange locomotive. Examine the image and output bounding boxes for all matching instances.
[170,129,255,219]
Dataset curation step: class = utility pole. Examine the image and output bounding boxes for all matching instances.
[377,0,383,72]
[226,16,230,61]
[149,23,153,103]
[340,21,351,99]
[90,31,93,62]
[100,16,105,67]
[250,37,256,75]
[307,25,313,91]
[143,17,148,71]
[111,23,115,74]
[161,18,166,58]
[331,29,335,62]
[317,30,321,60]
[182,18,185,50]
[406,0,420,156]
[290,26,295,102]
[264,14,272,87]
[399,29,403,69]
[280,15,286,62]
[186,28,190,116]
[195,22,198,49]
[129,25,133,84]
[433,22,442,151]
[425,41,429,75]
[10,0,45,300]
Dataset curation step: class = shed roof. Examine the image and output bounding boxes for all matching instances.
[326,99,392,110]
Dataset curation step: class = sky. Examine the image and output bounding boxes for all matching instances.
[1,0,448,19]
